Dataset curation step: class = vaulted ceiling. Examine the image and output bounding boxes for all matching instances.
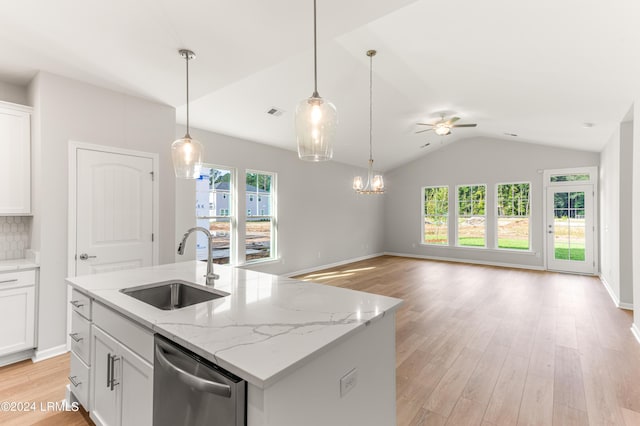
[2,0,639,170]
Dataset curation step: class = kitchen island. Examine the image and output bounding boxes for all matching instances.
[66,261,402,426]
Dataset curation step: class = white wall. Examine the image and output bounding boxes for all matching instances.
[28,72,176,353]
[383,137,600,269]
[633,106,640,337]
[600,127,621,303]
[0,81,28,105]
[175,125,385,276]
[619,121,634,306]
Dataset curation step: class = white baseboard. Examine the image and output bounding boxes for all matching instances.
[32,344,68,363]
[0,349,35,367]
[286,253,384,278]
[631,323,640,345]
[383,251,546,271]
[599,274,634,311]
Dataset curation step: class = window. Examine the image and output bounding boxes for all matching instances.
[196,166,234,264]
[422,186,449,245]
[457,185,486,247]
[550,173,590,182]
[497,183,530,250]
[245,170,276,262]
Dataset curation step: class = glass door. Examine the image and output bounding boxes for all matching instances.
[546,185,594,274]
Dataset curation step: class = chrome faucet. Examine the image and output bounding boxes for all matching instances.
[177,227,220,285]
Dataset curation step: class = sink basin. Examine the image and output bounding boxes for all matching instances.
[120,280,229,310]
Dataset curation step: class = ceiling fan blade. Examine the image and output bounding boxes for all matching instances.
[452,124,477,128]
[446,117,461,125]
[416,123,435,127]
[415,129,433,134]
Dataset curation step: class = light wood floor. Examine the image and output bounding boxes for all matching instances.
[295,256,640,426]
[0,352,93,425]
[2,255,639,425]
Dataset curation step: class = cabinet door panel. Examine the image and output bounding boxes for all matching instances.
[0,286,34,356]
[120,346,153,426]
[91,326,119,426]
[0,105,30,214]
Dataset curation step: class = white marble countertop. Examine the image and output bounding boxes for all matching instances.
[0,258,39,272]
[66,261,402,388]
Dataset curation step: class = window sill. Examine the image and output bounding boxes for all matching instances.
[239,257,281,268]
[419,243,536,255]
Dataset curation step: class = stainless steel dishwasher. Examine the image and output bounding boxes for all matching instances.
[154,335,246,426]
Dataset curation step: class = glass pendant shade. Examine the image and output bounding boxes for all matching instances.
[372,174,384,191]
[171,136,203,179]
[296,95,337,161]
[353,176,363,191]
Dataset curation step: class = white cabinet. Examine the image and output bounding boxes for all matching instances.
[69,288,92,409]
[0,101,31,215]
[90,304,153,426]
[0,270,36,356]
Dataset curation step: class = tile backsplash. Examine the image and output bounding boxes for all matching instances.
[0,216,31,260]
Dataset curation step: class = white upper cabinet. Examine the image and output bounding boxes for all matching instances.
[0,101,31,215]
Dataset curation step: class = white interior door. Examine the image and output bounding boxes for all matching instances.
[75,149,154,276]
[546,184,595,274]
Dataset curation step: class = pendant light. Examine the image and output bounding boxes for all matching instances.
[353,50,384,195]
[171,49,204,179]
[295,0,337,161]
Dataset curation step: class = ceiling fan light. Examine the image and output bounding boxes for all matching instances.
[296,95,337,161]
[434,123,450,136]
[171,136,203,179]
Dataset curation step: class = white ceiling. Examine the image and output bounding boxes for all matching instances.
[2,0,639,171]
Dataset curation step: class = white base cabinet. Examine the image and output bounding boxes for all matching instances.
[0,270,36,357]
[90,312,153,426]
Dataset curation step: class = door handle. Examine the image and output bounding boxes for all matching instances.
[79,253,97,261]
[154,345,231,398]
[107,353,111,387]
[70,300,84,308]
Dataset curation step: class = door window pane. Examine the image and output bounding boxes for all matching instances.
[553,191,585,261]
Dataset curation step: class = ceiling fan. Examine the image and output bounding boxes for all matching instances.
[416,116,477,136]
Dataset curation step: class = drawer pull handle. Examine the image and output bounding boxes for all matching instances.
[68,376,82,387]
[0,279,18,284]
[69,333,83,343]
[110,355,120,391]
[70,300,84,308]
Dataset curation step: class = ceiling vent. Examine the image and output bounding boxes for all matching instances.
[266,107,284,117]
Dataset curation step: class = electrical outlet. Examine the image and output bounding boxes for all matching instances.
[340,368,358,397]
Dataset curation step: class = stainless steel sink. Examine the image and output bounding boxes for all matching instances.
[120,280,229,310]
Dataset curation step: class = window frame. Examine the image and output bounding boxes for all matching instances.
[455,183,487,249]
[495,181,532,252]
[196,164,237,265]
[244,169,277,264]
[421,185,450,246]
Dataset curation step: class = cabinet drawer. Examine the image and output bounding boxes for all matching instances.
[93,302,153,364]
[70,311,91,365]
[69,351,90,410]
[0,270,36,290]
[70,288,91,320]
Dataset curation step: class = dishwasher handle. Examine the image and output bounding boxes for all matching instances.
[154,345,232,398]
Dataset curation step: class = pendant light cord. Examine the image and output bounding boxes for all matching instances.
[369,52,373,161]
[185,52,191,138]
[312,0,319,98]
